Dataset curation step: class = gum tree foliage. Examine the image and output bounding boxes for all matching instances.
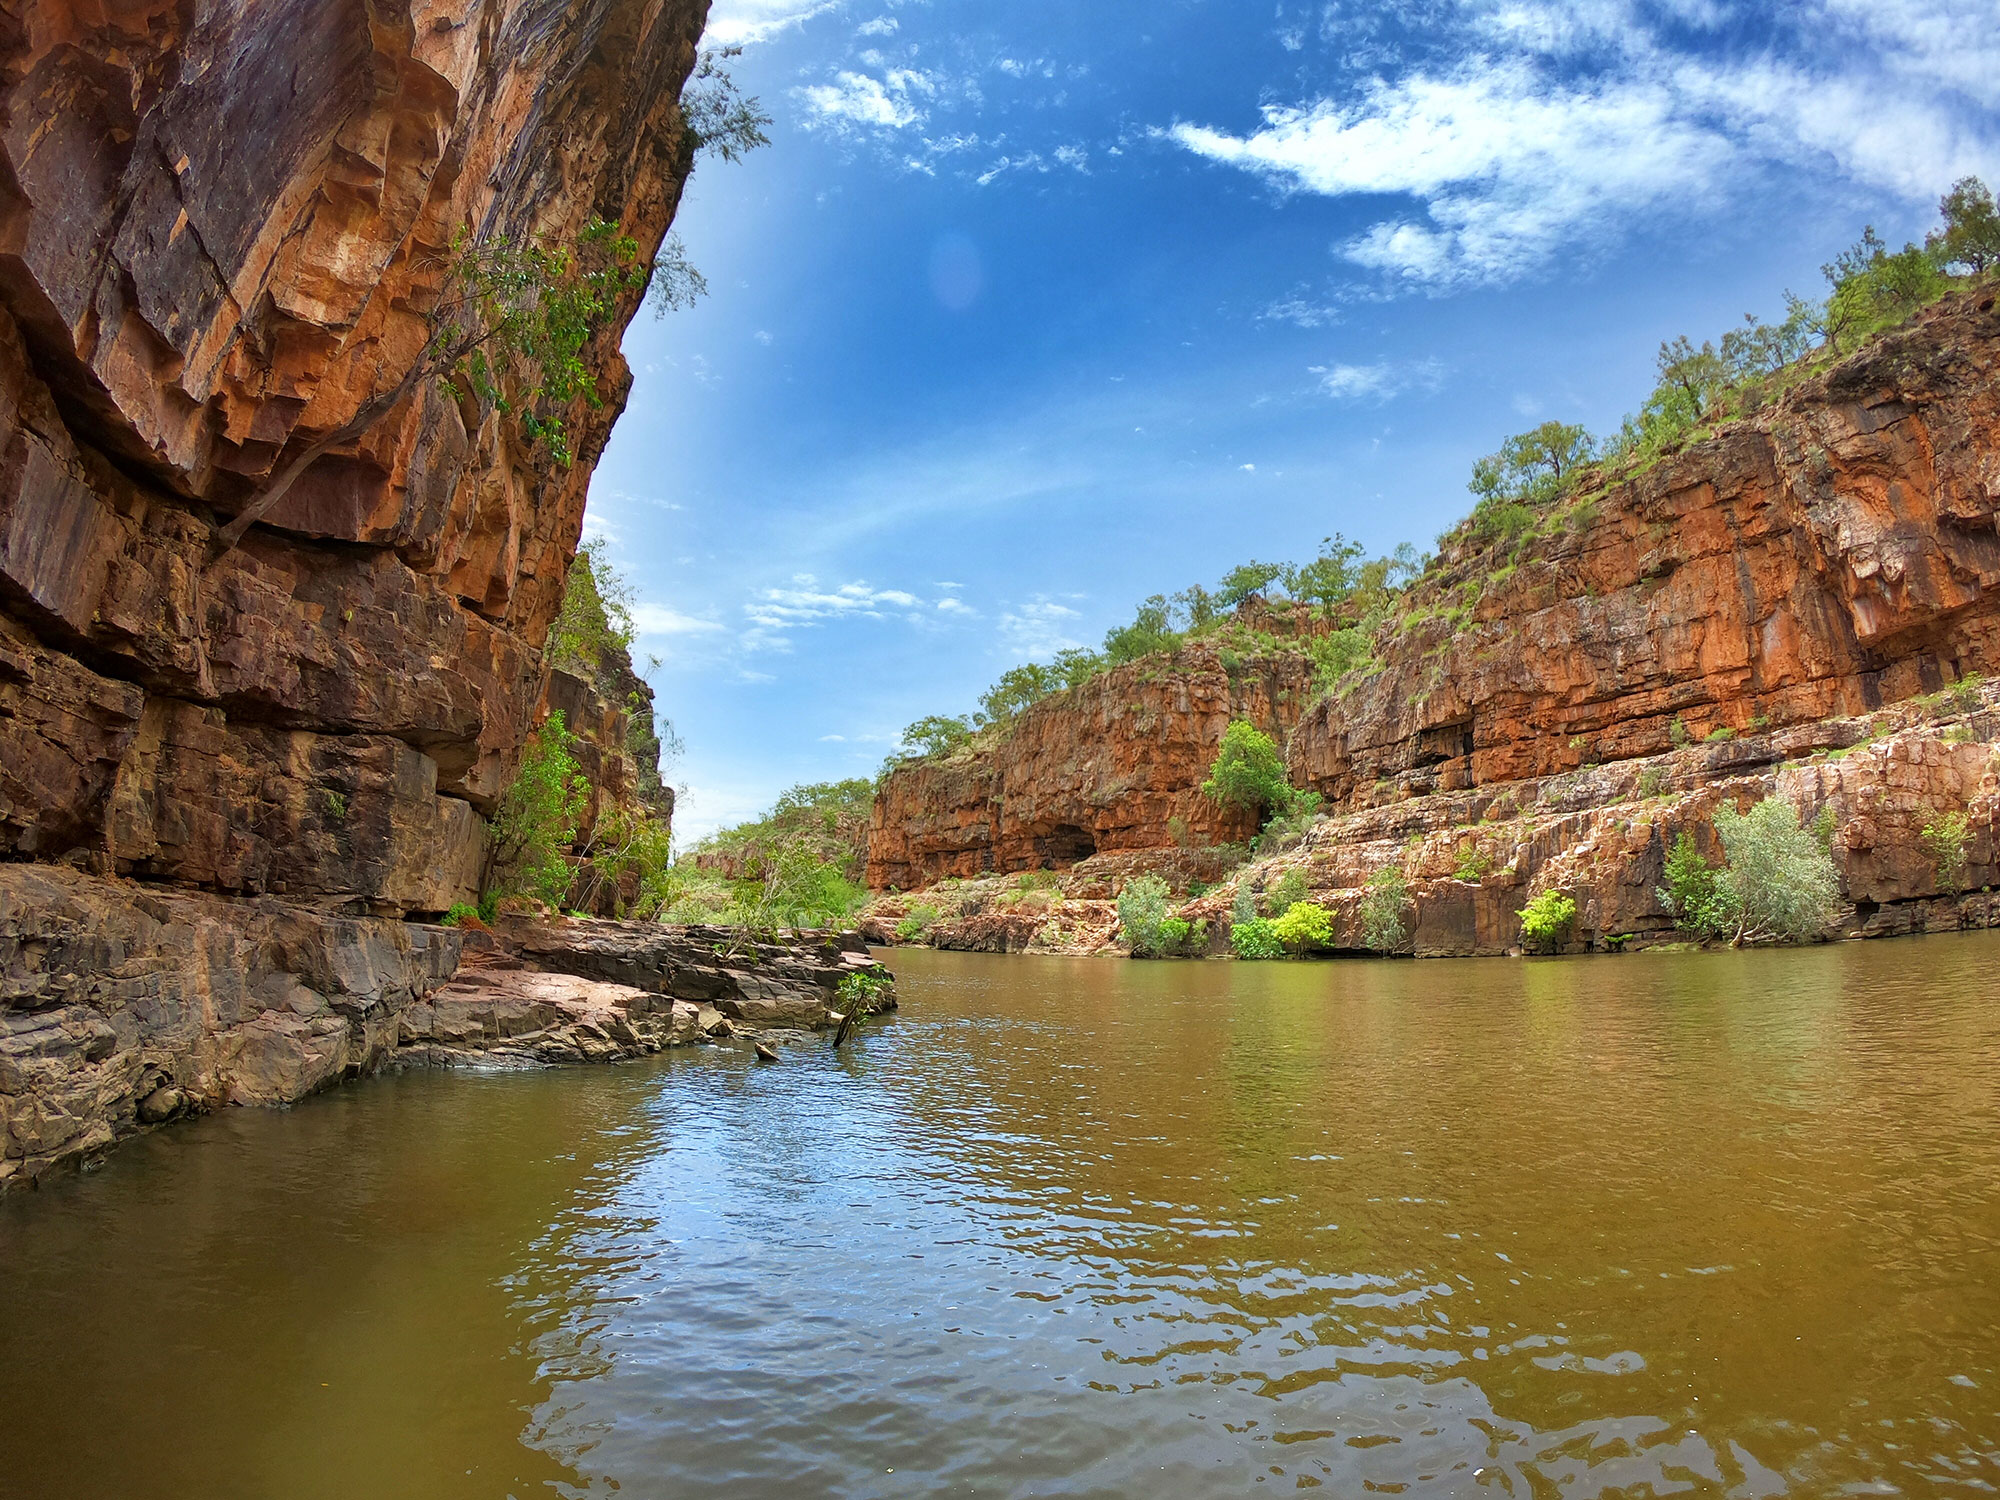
[1270,900,1333,954]
[1357,866,1412,952]
[1658,800,1840,944]
[1928,177,2000,274]
[1517,889,1578,952]
[1201,720,1295,826]
[489,710,591,907]
[1117,874,1174,957]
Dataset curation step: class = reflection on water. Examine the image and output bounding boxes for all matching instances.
[4,937,1999,1497]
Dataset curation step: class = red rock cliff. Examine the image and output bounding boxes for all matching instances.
[867,643,1318,889]
[0,0,704,914]
[1288,291,2000,804]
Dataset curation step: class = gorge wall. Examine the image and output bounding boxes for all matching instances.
[2,0,708,1187]
[0,0,700,910]
[866,643,1318,889]
[868,289,2000,948]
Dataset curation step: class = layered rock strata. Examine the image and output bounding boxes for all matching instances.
[1288,291,2000,802]
[867,643,1317,889]
[0,0,702,910]
[869,292,2000,950]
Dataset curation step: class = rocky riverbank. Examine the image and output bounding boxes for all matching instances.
[0,864,894,1192]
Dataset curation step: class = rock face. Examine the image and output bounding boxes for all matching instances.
[867,643,1318,889]
[0,0,703,910]
[1288,291,2000,805]
[0,864,460,1187]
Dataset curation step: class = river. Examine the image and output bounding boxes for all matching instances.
[3,937,1998,1497]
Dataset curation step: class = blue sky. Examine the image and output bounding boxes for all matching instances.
[584,0,2000,842]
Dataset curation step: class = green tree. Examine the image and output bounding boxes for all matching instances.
[1229,917,1284,959]
[1927,176,2000,275]
[1271,900,1333,954]
[1117,873,1174,957]
[547,538,637,674]
[1283,533,1368,612]
[1201,720,1293,825]
[899,714,976,759]
[978,661,1064,725]
[1711,798,1841,943]
[1216,562,1288,609]
[1921,810,1971,894]
[1469,421,1595,510]
[679,47,774,163]
[1103,596,1181,665]
[1517,889,1577,953]
[1357,866,1412,952]
[488,710,590,907]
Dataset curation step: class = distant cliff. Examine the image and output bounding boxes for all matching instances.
[867,287,2000,948]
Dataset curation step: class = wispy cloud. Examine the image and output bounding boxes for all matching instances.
[998,598,1084,661]
[631,604,727,636]
[704,0,839,45]
[1310,358,1446,401]
[1167,0,2000,288]
[799,68,938,131]
[742,575,931,651]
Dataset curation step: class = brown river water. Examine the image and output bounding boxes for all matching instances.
[3,937,1999,1498]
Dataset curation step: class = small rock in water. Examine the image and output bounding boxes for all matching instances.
[137,1086,183,1124]
[752,1038,780,1063]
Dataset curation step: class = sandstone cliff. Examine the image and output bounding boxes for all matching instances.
[867,641,1318,889]
[1,0,714,1189]
[0,0,701,913]
[868,288,2000,950]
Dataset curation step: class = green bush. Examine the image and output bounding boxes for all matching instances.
[1229,916,1284,959]
[1658,832,1727,939]
[1153,916,1208,957]
[1452,845,1494,881]
[1117,873,1174,957]
[835,970,892,1020]
[1270,900,1333,954]
[1922,810,1971,894]
[1715,799,1840,942]
[895,903,941,942]
[1517,890,1578,952]
[1264,868,1309,917]
[1202,720,1293,825]
[1665,800,1841,944]
[1357,866,1411,951]
[489,710,590,908]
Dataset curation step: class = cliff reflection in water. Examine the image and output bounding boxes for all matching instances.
[4,937,1999,1497]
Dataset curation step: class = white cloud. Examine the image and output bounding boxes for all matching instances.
[631,603,726,636]
[799,69,937,132]
[704,0,837,45]
[1239,462,1256,472]
[936,597,975,614]
[1309,358,1445,400]
[1171,61,1727,285]
[855,15,898,36]
[1168,0,2000,287]
[742,576,929,652]
[998,599,1083,661]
